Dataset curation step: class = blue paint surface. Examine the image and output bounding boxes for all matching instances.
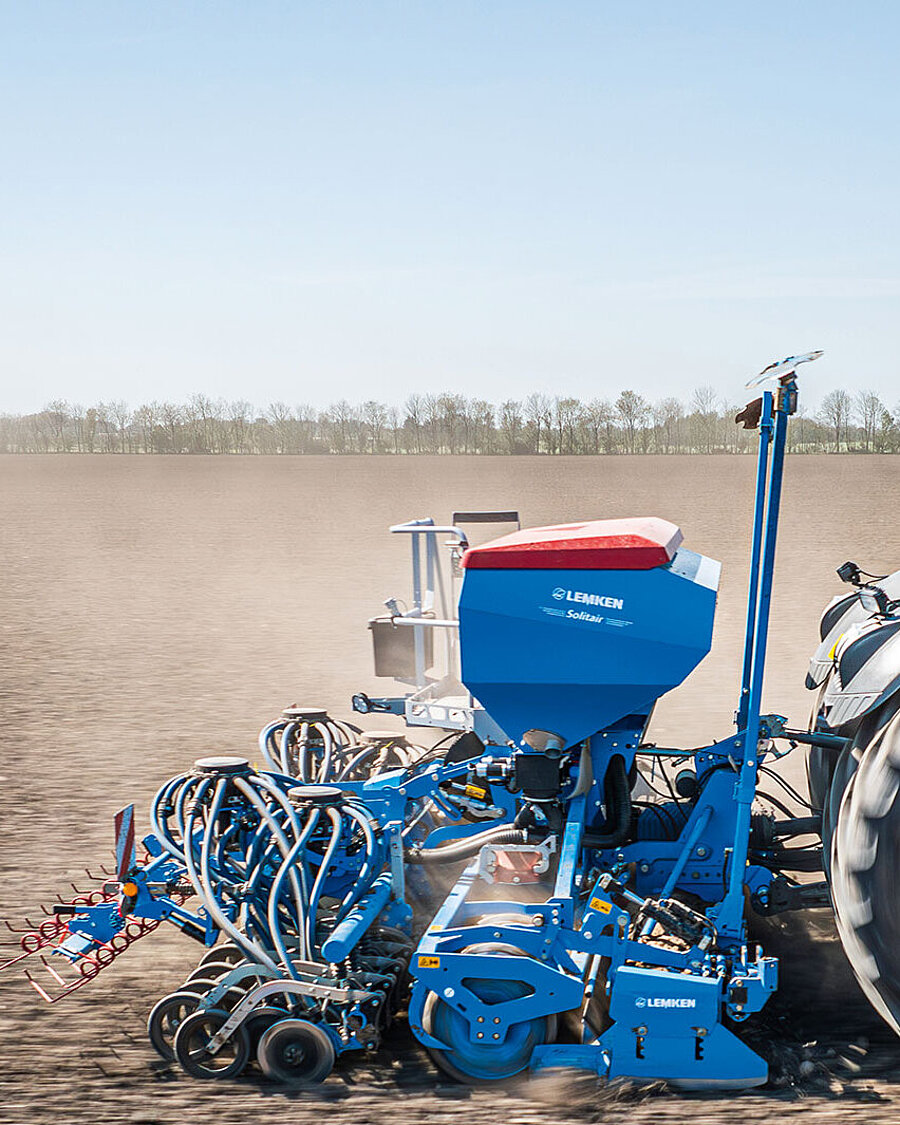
[459,546,720,745]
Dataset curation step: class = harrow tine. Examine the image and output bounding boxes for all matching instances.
[41,957,67,986]
[99,864,112,876]
[24,968,55,1003]
[26,960,87,1003]
[38,903,52,916]
[70,882,89,896]
[21,948,107,1003]
[0,946,42,970]
[84,869,105,882]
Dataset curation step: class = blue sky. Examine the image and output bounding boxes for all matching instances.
[2,1,899,414]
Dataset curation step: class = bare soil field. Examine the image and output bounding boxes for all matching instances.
[2,453,900,1124]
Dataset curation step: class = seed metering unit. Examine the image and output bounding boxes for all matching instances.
[7,352,900,1090]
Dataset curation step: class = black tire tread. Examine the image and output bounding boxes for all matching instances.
[831,707,900,1035]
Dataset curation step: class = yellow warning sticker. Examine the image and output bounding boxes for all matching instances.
[464,784,487,800]
[418,955,441,968]
[589,897,613,915]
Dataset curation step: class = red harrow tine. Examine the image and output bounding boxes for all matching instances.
[0,913,61,970]
[2,805,177,1001]
[1,944,43,972]
[1,928,58,971]
[0,879,121,975]
[3,919,36,935]
[24,956,96,1003]
[11,901,164,1003]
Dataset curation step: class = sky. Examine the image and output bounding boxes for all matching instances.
[2,1,899,415]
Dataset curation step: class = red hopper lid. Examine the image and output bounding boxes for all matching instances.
[460,517,683,570]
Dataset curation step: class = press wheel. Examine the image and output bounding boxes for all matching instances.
[421,943,555,1083]
[147,989,203,1060]
[256,1018,336,1085]
[172,1007,250,1079]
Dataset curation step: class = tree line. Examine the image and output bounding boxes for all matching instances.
[1,387,897,455]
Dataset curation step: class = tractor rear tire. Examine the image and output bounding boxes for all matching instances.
[822,743,861,878]
[806,743,840,812]
[830,706,900,1035]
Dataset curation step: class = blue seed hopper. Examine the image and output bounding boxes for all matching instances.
[458,517,721,745]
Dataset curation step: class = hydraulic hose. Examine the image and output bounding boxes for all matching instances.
[753,847,824,872]
[582,755,632,850]
[267,807,321,978]
[183,778,280,973]
[257,720,284,773]
[280,721,299,776]
[232,775,307,955]
[332,801,383,921]
[304,807,344,954]
[406,824,528,864]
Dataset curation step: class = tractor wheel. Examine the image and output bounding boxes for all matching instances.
[830,706,900,1035]
[147,989,203,1060]
[822,744,861,877]
[806,744,840,812]
[806,687,834,812]
[172,1007,250,1079]
[421,943,556,1083]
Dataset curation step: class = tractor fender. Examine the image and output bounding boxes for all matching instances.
[821,618,900,730]
[807,569,900,690]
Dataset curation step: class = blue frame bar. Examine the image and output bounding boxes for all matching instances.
[736,391,774,729]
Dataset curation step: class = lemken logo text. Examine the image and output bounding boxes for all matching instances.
[552,587,625,611]
[634,996,697,1009]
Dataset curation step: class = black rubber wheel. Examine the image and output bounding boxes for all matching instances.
[822,743,862,878]
[147,990,203,1060]
[244,1006,288,1053]
[806,688,833,812]
[186,961,234,982]
[172,1007,251,1080]
[199,943,243,966]
[807,743,840,812]
[831,706,900,1035]
[181,975,218,994]
[421,943,556,1084]
[256,1018,336,1085]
